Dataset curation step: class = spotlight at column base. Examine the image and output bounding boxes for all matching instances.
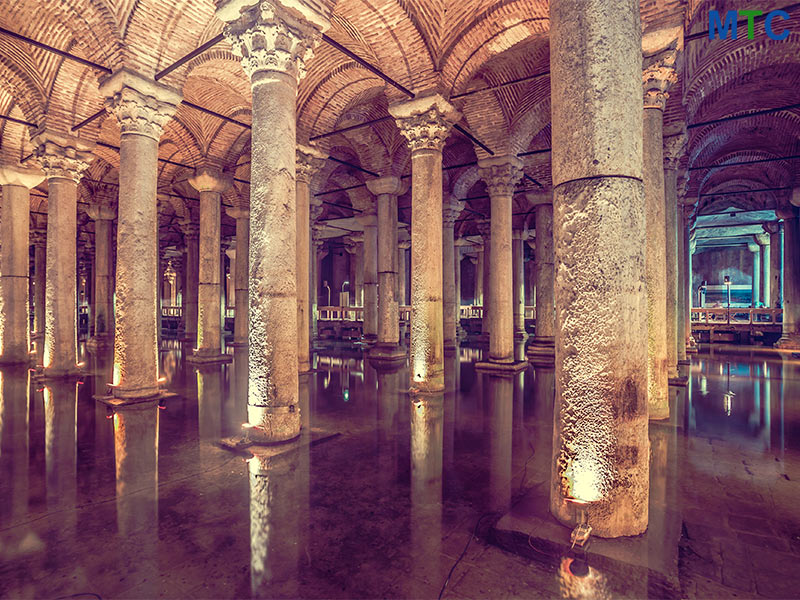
[245,404,301,445]
[550,494,648,539]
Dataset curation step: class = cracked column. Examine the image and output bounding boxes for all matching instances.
[296,145,326,371]
[776,203,800,349]
[99,69,180,399]
[187,168,232,364]
[477,155,525,370]
[642,51,677,420]
[663,133,685,379]
[390,94,458,394]
[442,199,462,352]
[0,165,44,364]
[86,201,116,351]
[367,176,405,361]
[218,0,329,442]
[32,131,93,377]
[227,206,250,347]
[528,200,555,365]
[549,0,649,537]
[356,209,378,344]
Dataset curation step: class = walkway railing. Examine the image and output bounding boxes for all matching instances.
[691,307,782,325]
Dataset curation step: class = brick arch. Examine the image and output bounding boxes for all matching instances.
[0,41,47,124]
[0,103,32,164]
[451,166,480,200]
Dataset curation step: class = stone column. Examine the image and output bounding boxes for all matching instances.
[766,222,781,308]
[390,94,458,394]
[441,199,461,351]
[227,207,250,347]
[683,205,697,354]
[311,218,325,343]
[775,204,800,349]
[749,242,761,308]
[549,0,649,537]
[0,166,44,364]
[476,220,491,340]
[180,221,199,341]
[86,202,116,351]
[398,235,409,306]
[676,200,688,364]
[367,176,405,360]
[758,233,770,307]
[475,246,484,306]
[32,131,93,377]
[455,237,470,339]
[527,202,555,365]
[512,230,526,340]
[296,145,326,371]
[219,0,329,442]
[642,52,677,420]
[31,229,46,355]
[345,235,364,306]
[99,69,180,398]
[663,133,684,379]
[358,211,379,343]
[477,155,524,368]
[186,168,231,363]
[226,242,236,309]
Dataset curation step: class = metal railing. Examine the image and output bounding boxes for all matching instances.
[690,307,782,325]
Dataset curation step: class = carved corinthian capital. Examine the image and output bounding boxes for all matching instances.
[643,49,678,111]
[478,154,524,197]
[217,0,329,83]
[442,199,462,227]
[296,143,327,184]
[99,68,181,140]
[663,131,687,170]
[389,94,460,154]
[31,130,95,183]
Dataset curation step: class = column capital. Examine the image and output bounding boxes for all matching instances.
[477,154,523,197]
[755,233,770,246]
[389,93,460,153]
[365,175,404,196]
[442,199,462,226]
[217,0,329,83]
[763,221,781,235]
[99,68,181,140]
[180,220,200,240]
[226,206,250,220]
[0,164,44,189]
[310,201,324,223]
[776,205,798,220]
[86,202,116,221]
[747,241,761,253]
[355,213,377,228]
[642,50,678,111]
[663,131,687,170]
[31,130,94,183]
[398,228,411,250]
[296,143,327,183]
[345,232,364,251]
[31,228,47,247]
[188,167,232,194]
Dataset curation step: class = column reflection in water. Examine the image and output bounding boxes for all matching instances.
[0,367,31,530]
[376,364,401,487]
[43,382,78,520]
[443,349,459,470]
[114,401,159,599]
[197,365,223,441]
[227,348,249,436]
[487,374,513,512]
[647,420,679,583]
[408,393,443,597]
[532,367,555,486]
[92,354,114,454]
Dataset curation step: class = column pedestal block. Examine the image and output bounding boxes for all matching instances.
[86,334,113,352]
[475,360,528,374]
[187,351,233,365]
[245,405,301,445]
[368,343,407,367]
[526,336,555,366]
[775,334,800,350]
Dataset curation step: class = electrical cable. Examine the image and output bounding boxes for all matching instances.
[437,512,494,600]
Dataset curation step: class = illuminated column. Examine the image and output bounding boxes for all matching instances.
[311,218,325,343]
[642,52,677,419]
[776,204,800,349]
[676,198,688,364]
[398,235,410,306]
[86,201,116,351]
[683,205,697,353]
[218,0,329,442]
[31,229,46,355]
[749,242,761,308]
[663,133,685,378]
[390,94,458,394]
[180,221,199,341]
[358,210,379,343]
[367,175,405,359]
[99,70,180,398]
[512,230,526,340]
[441,199,462,351]
[32,131,93,377]
[758,233,770,307]
[549,0,649,537]
[476,219,491,339]
[227,207,250,346]
[528,201,555,365]
[766,222,781,308]
[0,165,44,363]
[296,145,326,371]
[475,245,484,306]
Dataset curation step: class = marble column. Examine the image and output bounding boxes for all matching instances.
[296,145,326,371]
[226,243,236,310]
[766,222,781,308]
[367,176,405,360]
[676,200,688,364]
[32,131,93,377]
[227,207,250,347]
[0,166,44,364]
[86,202,116,351]
[477,155,524,369]
[180,221,199,341]
[749,242,761,308]
[642,53,677,420]
[663,133,684,379]
[683,205,697,354]
[549,0,649,537]
[358,210,379,344]
[775,204,800,349]
[186,168,231,363]
[528,202,555,365]
[476,220,491,340]
[512,230,526,340]
[390,94,458,394]
[99,69,180,398]
[311,219,325,344]
[219,0,329,442]
[441,199,462,351]
[398,236,410,307]
[345,235,363,307]
[758,233,770,307]
[455,237,470,339]
[475,246,484,306]
[31,229,46,355]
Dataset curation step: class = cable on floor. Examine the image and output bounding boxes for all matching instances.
[437,512,494,600]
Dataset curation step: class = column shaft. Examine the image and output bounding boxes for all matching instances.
[296,177,311,371]
[776,213,800,348]
[184,232,199,340]
[93,218,114,341]
[770,229,781,308]
[0,184,31,362]
[513,235,525,338]
[481,233,491,336]
[752,247,761,307]
[761,241,771,306]
[196,190,222,356]
[676,204,687,363]
[683,209,695,353]
[376,193,399,348]
[362,219,378,342]
[33,235,46,343]
[488,191,514,362]
[528,203,555,363]
[442,218,457,349]
[664,167,679,378]
[235,215,249,346]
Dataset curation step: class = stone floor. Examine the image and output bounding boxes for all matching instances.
[1,342,799,599]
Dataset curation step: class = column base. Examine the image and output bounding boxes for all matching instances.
[368,343,407,366]
[677,358,690,366]
[95,389,177,411]
[187,351,232,365]
[527,337,555,366]
[668,375,689,387]
[475,360,528,374]
[774,334,800,350]
[668,366,679,379]
[36,365,83,381]
[474,332,490,344]
[245,404,301,445]
[361,334,378,346]
[228,340,248,348]
[86,334,113,352]
[0,352,32,366]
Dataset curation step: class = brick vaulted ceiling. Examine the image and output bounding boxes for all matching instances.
[1,0,799,242]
